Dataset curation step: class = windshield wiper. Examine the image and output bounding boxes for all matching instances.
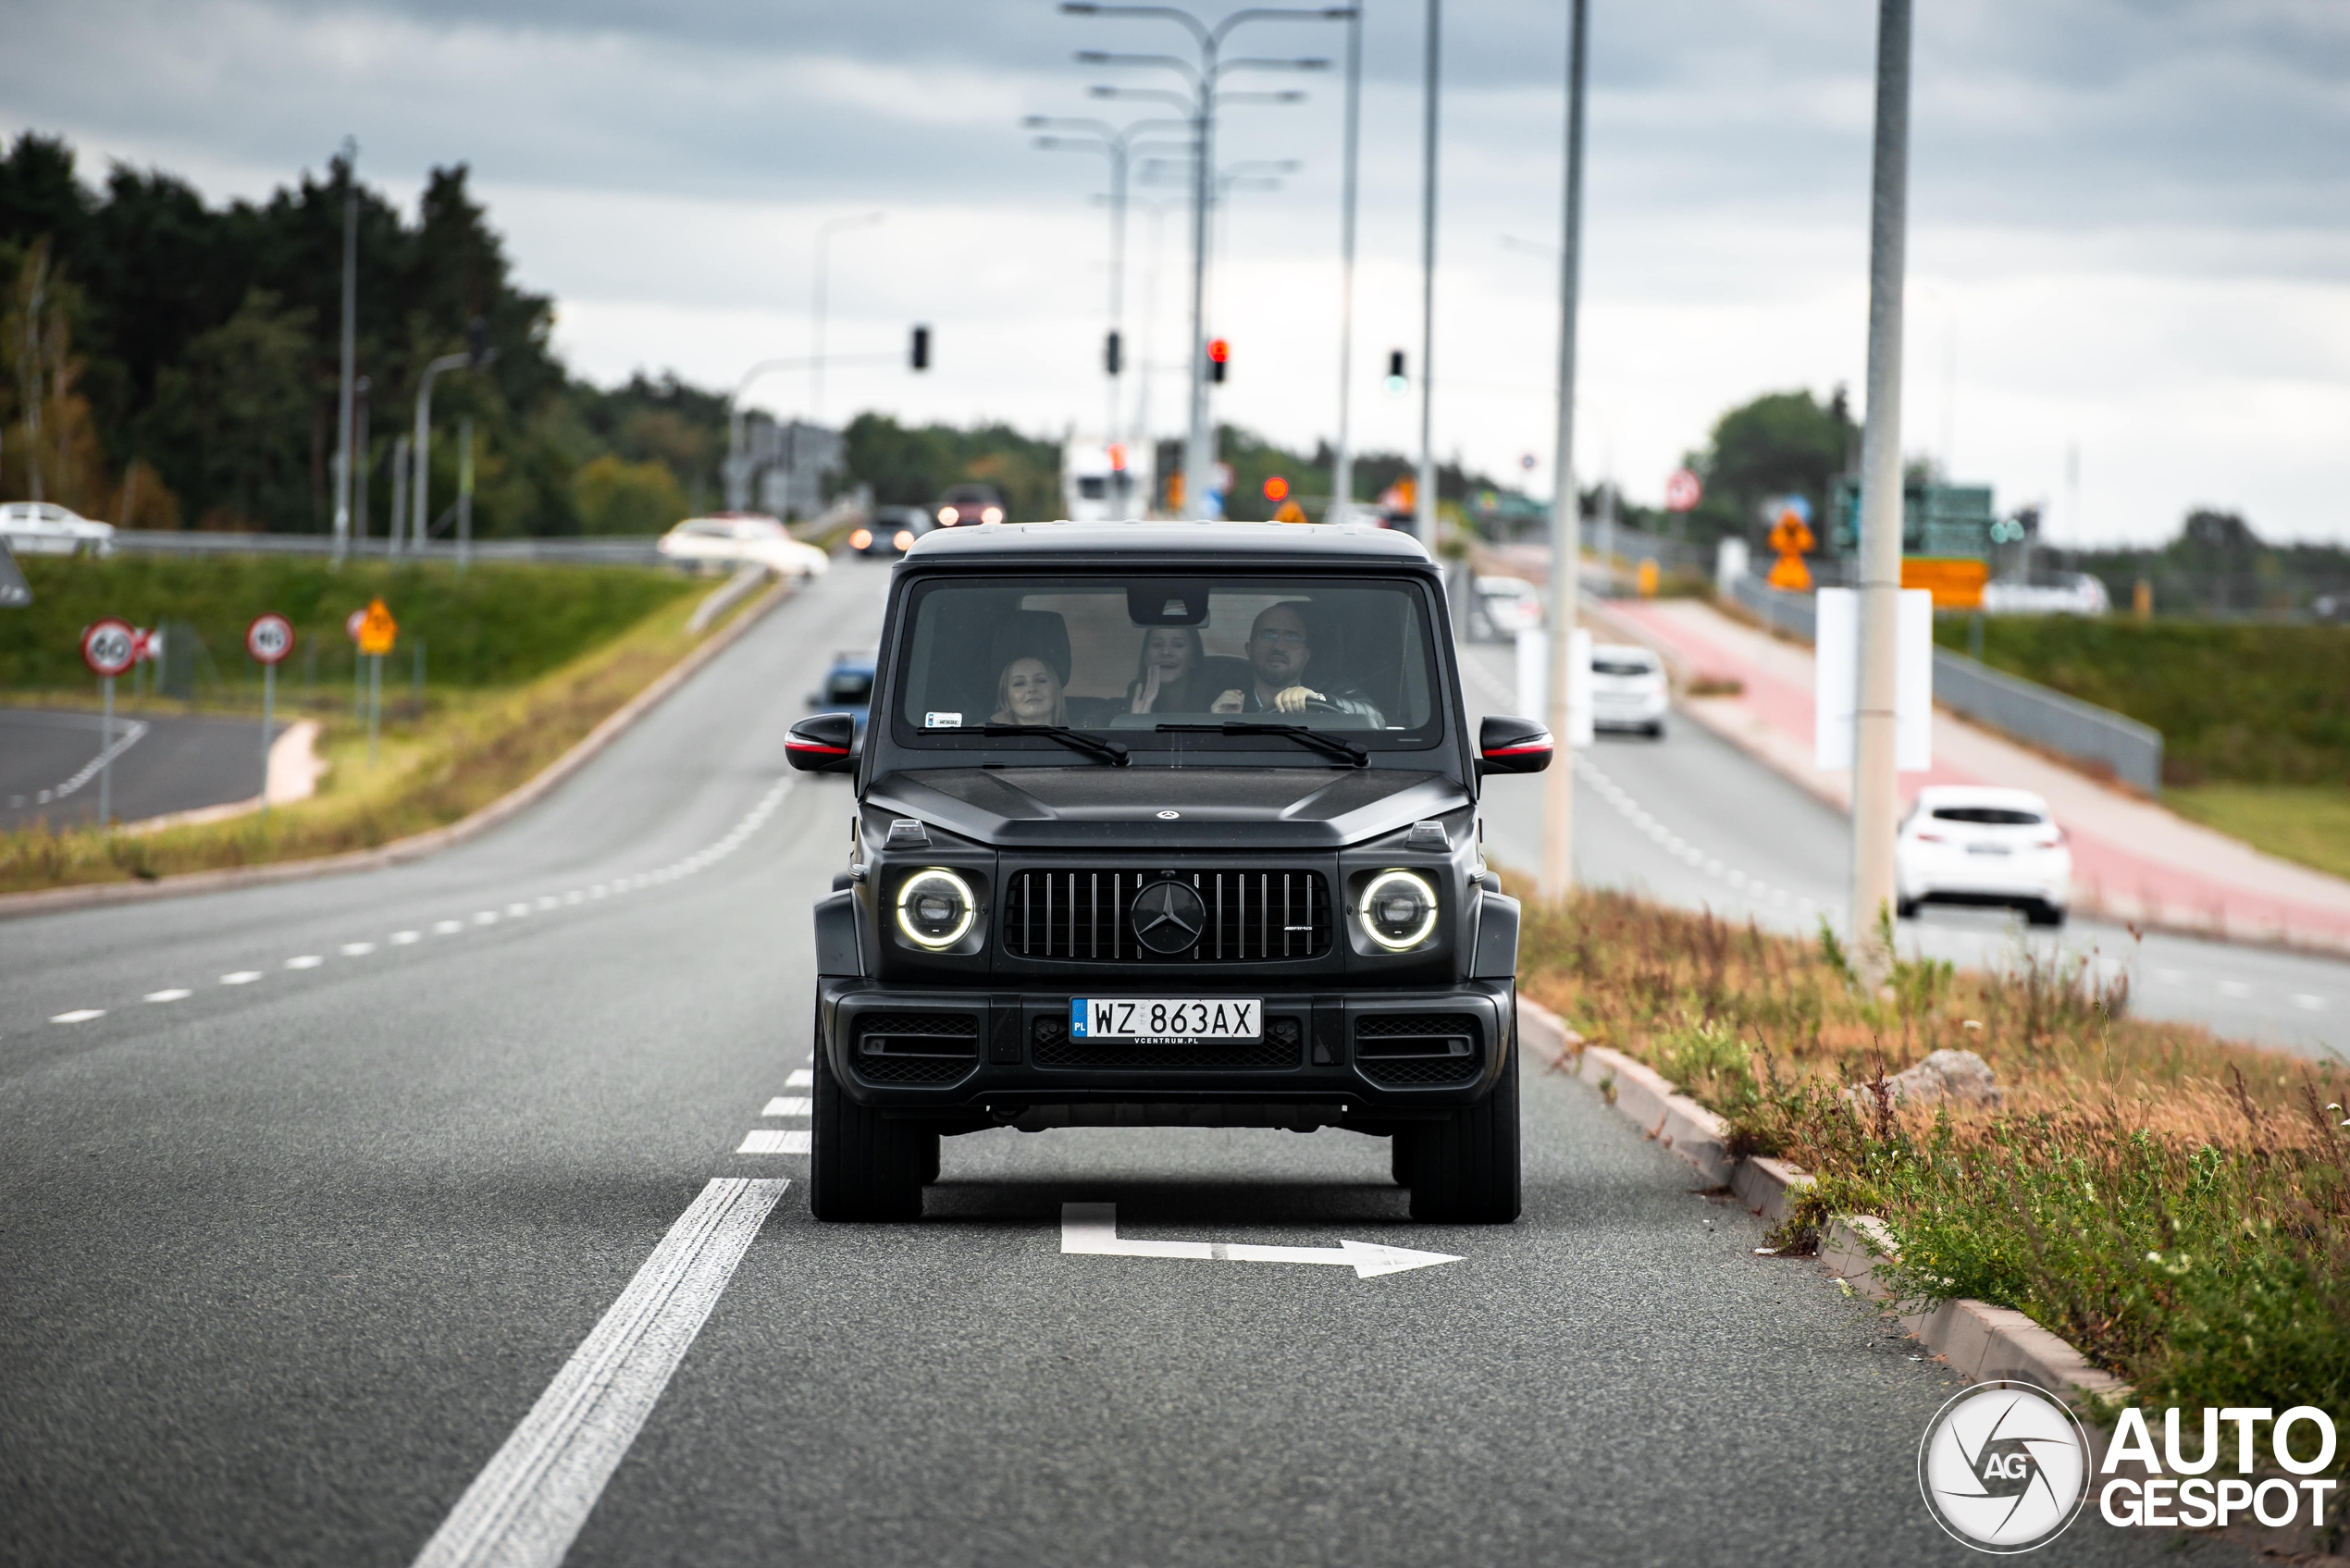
[1156,722,1368,767]
[977,723,1129,766]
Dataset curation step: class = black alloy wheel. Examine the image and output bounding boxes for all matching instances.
[810,1017,928,1221]
[1396,1001,1522,1223]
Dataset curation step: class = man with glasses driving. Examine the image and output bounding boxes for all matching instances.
[1209,601,1383,724]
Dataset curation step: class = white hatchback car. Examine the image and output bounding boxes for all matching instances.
[1590,643,1668,737]
[1467,576,1542,641]
[1896,785,2072,927]
[0,500,114,557]
[658,513,828,577]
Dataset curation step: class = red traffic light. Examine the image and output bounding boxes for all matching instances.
[1206,338,1230,364]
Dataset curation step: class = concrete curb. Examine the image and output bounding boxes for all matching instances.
[0,580,792,922]
[1515,994,2131,1408]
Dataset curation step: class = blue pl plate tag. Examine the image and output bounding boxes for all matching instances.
[1070,998,1090,1039]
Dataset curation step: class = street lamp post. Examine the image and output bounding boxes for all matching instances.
[812,212,884,426]
[1415,0,1439,544]
[331,137,358,568]
[1062,4,1353,519]
[409,352,470,551]
[1328,0,1364,524]
[1540,0,1590,902]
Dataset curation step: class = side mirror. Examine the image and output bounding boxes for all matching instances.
[1478,715,1552,775]
[786,711,859,773]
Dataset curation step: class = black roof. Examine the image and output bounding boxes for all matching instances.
[902,520,1436,568]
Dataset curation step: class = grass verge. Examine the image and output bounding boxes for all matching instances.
[1515,883,2350,1438]
[2167,784,2350,883]
[0,585,763,895]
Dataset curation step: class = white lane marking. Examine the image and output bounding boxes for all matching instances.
[506,902,531,918]
[435,920,464,935]
[143,989,192,1003]
[536,895,559,911]
[1060,1203,1460,1278]
[410,1178,786,1568]
[2220,981,2252,999]
[286,955,324,969]
[340,942,377,957]
[2294,994,2327,1011]
[2153,968,2188,984]
[220,971,261,985]
[737,1130,810,1154]
[784,1068,813,1089]
[761,1096,812,1117]
[591,884,608,897]
[391,930,422,945]
[50,1008,105,1023]
[50,719,151,799]
[474,912,500,926]
[1570,754,1808,920]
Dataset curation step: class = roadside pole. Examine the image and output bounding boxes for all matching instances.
[457,417,474,577]
[1413,0,1440,544]
[1327,0,1364,524]
[331,139,357,569]
[369,654,382,765]
[80,620,137,831]
[99,674,115,828]
[355,599,398,766]
[245,615,294,823]
[1540,0,1589,902]
[1850,0,1912,969]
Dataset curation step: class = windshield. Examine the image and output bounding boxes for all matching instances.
[891,574,1442,754]
[1591,657,1655,677]
[1931,806,2044,826]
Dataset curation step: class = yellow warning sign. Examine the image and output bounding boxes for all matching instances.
[356,598,398,656]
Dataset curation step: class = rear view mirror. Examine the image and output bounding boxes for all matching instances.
[1478,715,1552,776]
[786,712,859,773]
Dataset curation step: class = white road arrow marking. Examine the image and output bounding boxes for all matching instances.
[1059,1203,1461,1279]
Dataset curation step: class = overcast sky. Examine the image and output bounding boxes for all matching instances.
[8,0,2349,544]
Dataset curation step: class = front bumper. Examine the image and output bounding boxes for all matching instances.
[816,979,1515,1128]
[1898,846,2071,904]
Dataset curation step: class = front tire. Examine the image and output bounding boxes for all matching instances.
[810,1033,927,1221]
[2026,900,2067,929]
[1398,1019,1521,1223]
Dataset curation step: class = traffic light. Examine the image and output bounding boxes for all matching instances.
[466,315,489,368]
[1104,329,1122,377]
[1384,349,1406,395]
[1207,337,1230,385]
[909,325,930,371]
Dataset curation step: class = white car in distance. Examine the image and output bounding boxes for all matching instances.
[1590,643,1667,738]
[658,513,828,578]
[1467,576,1542,641]
[1896,785,2072,927]
[0,501,114,557]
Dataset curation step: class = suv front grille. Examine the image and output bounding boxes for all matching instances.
[1354,1012,1481,1088]
[1002,870,1330,961]
[852,1011,978,1086]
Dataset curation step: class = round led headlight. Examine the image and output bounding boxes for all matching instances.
[1358,869,1438,951]
[897,868,976,949]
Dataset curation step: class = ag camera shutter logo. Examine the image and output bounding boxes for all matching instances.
[1918,1381,2090,1553]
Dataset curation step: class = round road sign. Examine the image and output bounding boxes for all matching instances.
[1664,468,1704,512]
[247,613,295,665]
[346,608,367,643]
[81,618,138,677]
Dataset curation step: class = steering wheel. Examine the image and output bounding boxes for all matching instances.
[1296,694,1346,715]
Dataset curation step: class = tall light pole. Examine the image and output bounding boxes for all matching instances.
[1413,1,1441,545]
[410,352,470,549]
[1327,0,1364,523]
[1063,4,1352,519]
[1025,116,1195,445]
[811,211,884,426]
[1540,0,1589,901]
[331,136,358,567]
[1851,0,1913,962]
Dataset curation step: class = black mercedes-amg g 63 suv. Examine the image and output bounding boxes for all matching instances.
[785,522,1552,1222]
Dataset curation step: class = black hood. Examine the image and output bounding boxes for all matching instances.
[865,766,1471,850]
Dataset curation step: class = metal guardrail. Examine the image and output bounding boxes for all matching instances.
[109,531,673,567]
[1729,574,2165,796]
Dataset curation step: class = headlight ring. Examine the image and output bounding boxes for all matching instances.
[1358,869,1439,951]
[897,868,977,948]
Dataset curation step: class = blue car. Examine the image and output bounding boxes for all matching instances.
[808,651,876,731]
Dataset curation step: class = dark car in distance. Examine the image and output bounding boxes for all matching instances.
[852,506,935,558]
[785,521,1554,1223]
[933,483,1006,528]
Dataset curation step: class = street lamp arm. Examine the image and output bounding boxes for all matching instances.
[1076,50,1203,85]
[1211,6,1355,45]
[1089,85,1200,111]
[1218,90,1308,104]
[1062,3,1211,46]
[1215,56,1331,77]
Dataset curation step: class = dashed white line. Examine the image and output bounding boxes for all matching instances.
[506,902,531,918]
[143,989,192,1003]
[2220,981,2252,999]
[785,1068,813,1089]
[2292,994,2326,1011]
[434,920,464,935]
[50,1008,104,1023]
[736,1130,810,1154]
[761,1096,812,1117]
[391,931,422,945]
[340,942,377,957]
[473,911,499,926]
[285,955,323,969]
[220,971,261,985]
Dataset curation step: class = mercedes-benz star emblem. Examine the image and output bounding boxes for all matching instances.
[1132,879,1206,954]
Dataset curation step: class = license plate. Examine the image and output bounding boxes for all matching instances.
[1071,998,1262,1042]
[1966,845,2011,856]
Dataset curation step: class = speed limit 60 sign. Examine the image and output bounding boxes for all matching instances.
[246,613,295,665]
[81,618,138,677]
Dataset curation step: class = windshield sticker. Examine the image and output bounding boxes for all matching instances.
[924,711,963,729]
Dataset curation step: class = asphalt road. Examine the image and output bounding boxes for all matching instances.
[1455,636,2350,1062]
[0,560,2234,1566]
[0,705,279,832]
